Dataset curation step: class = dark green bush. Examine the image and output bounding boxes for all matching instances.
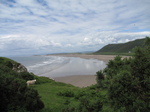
[78,96,103,112]
[96,70,104,88]
[57,90,74,97]
[0,59,44,112]
[74,90,88,99]
[4,61,13,69]
[19,72,34,81]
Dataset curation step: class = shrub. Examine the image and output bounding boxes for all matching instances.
[19,72,34,81]
[78,96,103,112]
[96,70,104,88]
[74,90,88,99]
[0,59,44,112]
[57,90,74,97]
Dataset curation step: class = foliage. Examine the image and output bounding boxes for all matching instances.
[0,59,44,112]
[0,57,16,66]
[34,80,106,112]
[96,70,105,88]
[19,72,34,81]
[96,37,150,111]
[57,90,75,97]
[78,96,103,112]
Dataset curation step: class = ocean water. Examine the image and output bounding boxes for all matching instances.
[9,56,107,78]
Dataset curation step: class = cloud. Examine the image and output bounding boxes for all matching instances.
[0,0,150,56]
[65,44,73,47]
[0,31,150,56]
[77,31,150,49]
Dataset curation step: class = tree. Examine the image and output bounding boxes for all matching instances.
[96,70,104,88]
[0,65,44,112]
[96,37,150,111]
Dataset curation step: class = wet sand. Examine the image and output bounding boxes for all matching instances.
[48,54,129,62]
[54,75,97,88]
[49,54,129,87]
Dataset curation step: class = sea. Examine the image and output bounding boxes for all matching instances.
[9,55,107,78]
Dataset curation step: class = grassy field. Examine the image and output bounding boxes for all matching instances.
[33,76,80,111]
[35,84,79,111]
[32,76,111,112]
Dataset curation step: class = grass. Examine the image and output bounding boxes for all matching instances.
[32,76,81,111]
[0,57,17,65]
[32,76,113,112]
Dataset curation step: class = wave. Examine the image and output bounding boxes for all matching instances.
[27,56,70,75]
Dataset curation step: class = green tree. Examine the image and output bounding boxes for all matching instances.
[97,37,150,111]
[96,70,104,88]
[0,65,44,112]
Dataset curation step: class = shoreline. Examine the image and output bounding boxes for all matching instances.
[47,54,129,87]
[48,54,129,62]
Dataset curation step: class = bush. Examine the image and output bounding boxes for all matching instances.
[0,60,44,112]
[96,70,104,88]
[78,96,103,112]
[24,88,44,111]
[19,72,34,81]
[57,90,74,97]
[74,90,87,99]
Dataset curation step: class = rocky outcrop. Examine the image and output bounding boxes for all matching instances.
[12,63,27,73]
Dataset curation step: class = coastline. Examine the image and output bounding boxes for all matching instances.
[48,54,129,87]
[48,54,129,62]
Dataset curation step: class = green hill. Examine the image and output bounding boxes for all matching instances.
[96,38,145,55]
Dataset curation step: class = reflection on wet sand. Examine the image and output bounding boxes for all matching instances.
[46,57,106,78]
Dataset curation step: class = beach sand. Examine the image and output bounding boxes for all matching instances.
[48,54,129,62]
[54,75,97,88]
[49,54,129,87]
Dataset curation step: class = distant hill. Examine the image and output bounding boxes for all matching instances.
[96,38,145,54]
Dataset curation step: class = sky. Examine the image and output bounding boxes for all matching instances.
[0,0,150,56]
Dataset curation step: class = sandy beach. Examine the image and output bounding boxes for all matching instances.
[51,54,129,87]
[54,75,97,88]
[48,54,129,62]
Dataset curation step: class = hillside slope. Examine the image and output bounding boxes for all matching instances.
[0,57,27,72]
[96,38,145,54]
